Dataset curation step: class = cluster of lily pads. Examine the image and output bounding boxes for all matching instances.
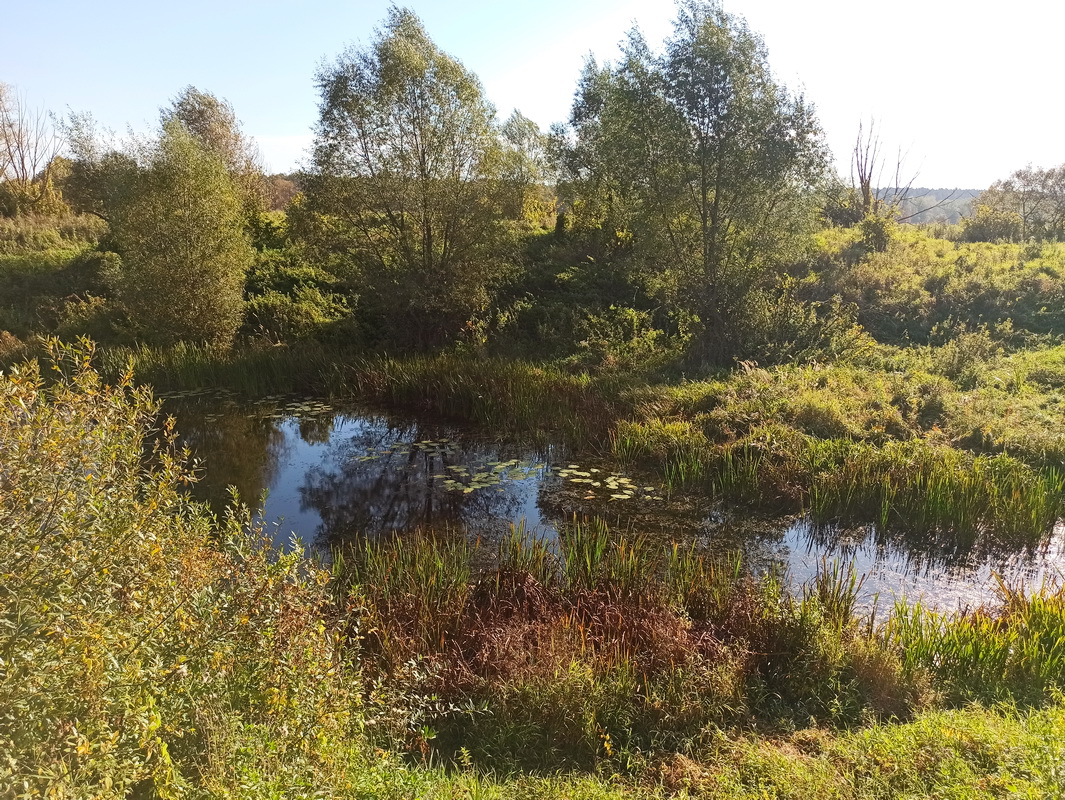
[158,390,337,423]
[250,396,336,420]
[434,459,547,493]
[356,439,547,494]
[352,440,664,504]
[158,387,236,401]
[557,464,665,502]
[355,437,458,463]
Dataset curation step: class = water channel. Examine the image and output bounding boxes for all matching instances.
[163,390,1065,612]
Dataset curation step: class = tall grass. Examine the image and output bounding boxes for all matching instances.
[0,213,105,254]
[94,339,342,395]
[613,417,1065,541]
[342,354,613,444]
[889,577,1065,705]
[327,521,1063,769]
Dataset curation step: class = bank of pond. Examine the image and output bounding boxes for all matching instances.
[6,346,1065,798]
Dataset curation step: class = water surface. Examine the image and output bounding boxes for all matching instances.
[164,391,1065,611]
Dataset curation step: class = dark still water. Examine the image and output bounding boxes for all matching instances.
[163,391,1065,611]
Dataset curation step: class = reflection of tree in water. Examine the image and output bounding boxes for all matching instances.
[169,399,288,513]
[297,414,334,446]
[300,420,536,542]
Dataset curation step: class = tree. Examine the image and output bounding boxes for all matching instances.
[967,164,1065,241]
[499,110,554,225]
[161,86,266,215]
[110,121,253,345]
[559,1,827,365]
[304,8,508,349]
[60,111,141,222]
[0,83,64,215]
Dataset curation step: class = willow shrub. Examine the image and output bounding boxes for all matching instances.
[0,341,357,798]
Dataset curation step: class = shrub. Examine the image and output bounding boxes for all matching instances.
[0,341,357,797]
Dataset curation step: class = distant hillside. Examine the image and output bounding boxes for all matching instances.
[881,187,981,224]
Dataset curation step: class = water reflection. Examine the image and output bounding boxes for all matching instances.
[298,420,553,541]
[164,394,1065,609]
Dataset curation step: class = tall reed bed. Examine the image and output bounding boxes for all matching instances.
[331,522,948,767]
[889,578,1065,705]
[340,354,613,444]
[613,419,1065,540]
[95,339,341,395]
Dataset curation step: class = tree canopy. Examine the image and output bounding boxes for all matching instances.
[558,0,828,365]
[109,121,253,345]
[304,8,510,349]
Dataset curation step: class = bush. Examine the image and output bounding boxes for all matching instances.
[0,341,358,797]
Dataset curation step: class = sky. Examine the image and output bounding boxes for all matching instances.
[3,0,1063,189]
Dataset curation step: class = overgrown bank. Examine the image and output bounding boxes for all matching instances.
[4,344,1065,798]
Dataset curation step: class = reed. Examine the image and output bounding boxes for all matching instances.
[94,339,341,395]
[612,415,1065,541]
[888,577,1065,705]
[342,354,612,444]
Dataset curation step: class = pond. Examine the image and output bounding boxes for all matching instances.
[163,390,1065,611]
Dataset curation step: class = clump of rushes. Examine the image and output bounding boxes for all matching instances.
[334,522,1065,770]
[889,576,1065,705]
[613,418,1065,541]
[341,354,614,444]
[333,523,944,769]
[94,338,340,395]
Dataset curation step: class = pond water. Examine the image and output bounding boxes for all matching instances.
[163,390,1065,612]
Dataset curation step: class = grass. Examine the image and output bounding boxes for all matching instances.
[333,520,1065,771]
[890,577,1065,706]
[94,338,343,396]
[613,417,1065,541]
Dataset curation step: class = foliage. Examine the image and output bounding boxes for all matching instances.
[161,85,267,218]
[305,7,511,350]
[961,201,1022,242]
[558,0,828,365]
[109,121,253,346]
[801,224,1065,343]
[243,248,352,341]
[967,162,1065,241]
[0,341,357,797]
[0,213,105,255]
[3,343,1065,797]
[0,83,65,217]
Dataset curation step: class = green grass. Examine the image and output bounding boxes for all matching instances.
[94,338,343,396]
[333,521,1065,771]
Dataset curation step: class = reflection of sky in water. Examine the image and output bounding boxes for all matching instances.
[172,400,1065,611]
[774,517,1065,612]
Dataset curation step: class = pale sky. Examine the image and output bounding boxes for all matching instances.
[3,0,1062,188]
